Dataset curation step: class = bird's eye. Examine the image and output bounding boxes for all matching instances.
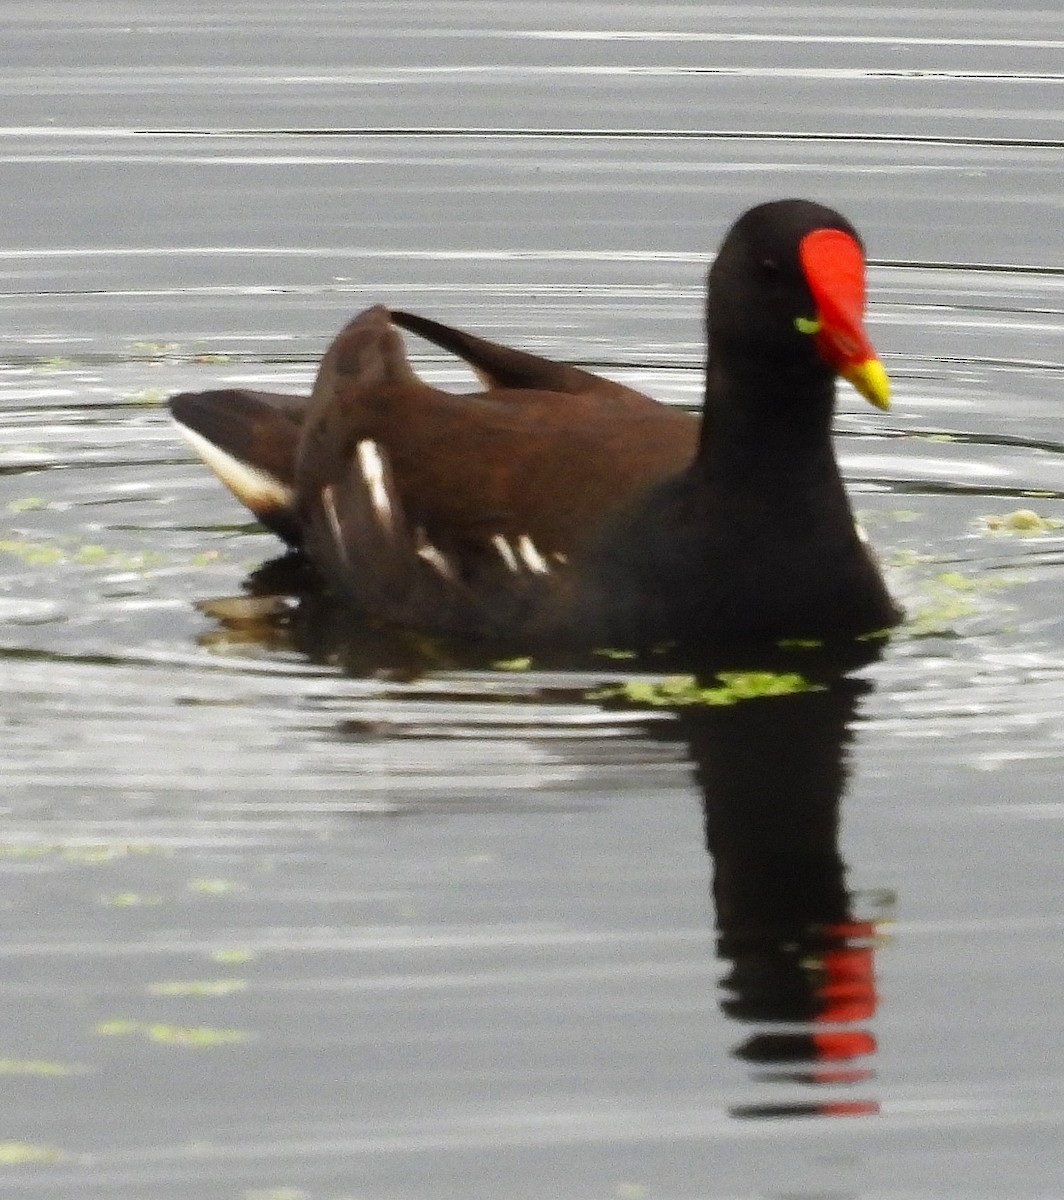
[760,257,781,277]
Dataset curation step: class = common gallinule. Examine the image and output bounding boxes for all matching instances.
[170,198,901,649]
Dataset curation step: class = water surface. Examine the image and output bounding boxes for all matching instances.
[1,3,1063,1197]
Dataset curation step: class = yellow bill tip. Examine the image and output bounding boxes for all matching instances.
[842,357,891,411]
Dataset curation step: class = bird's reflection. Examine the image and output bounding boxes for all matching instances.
[664,661,889,1120]
[199,556,891,1120]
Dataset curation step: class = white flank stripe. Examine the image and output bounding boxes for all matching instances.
[356,440,393,530]
[415,533,457,582]
[491,534,520,573]
[320,486,349,568]
[516,534,550,575]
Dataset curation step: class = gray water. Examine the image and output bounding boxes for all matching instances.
[1,3,1063,1197]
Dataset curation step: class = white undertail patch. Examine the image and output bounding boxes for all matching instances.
[515,534,550,575]
[355,439,393,530]
[173,419,294,514]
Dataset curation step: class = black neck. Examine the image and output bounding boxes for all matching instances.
[696,354,842,497]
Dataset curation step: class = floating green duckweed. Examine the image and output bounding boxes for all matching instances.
[0,534,166,572]
[123,388,165,406]
[129,340,178,357]
[147,979,247,997]
[95,1019,254,1047]
[615,1185,649,1200]
[980,508,1063,536]
[94,1019,141,1037]
[492,656,533,671]
[187,878,242,895]
[933,570,978,591]
[856,626,897,643]
[0,841,163,862]
[6,497,48,513]
[907,576,978,633]
[0,1059,85,1077]
[211,948,259,965]
[592,647,639,660]
[0,843,54,859]
[888,547,937,567]
[0,538,64,566]
[64,842,164,863]
[0,1142,64,1165]
[904,568,1020,637]
[144,1024,254,1047]
[591,670,823,708]
[103,892,164,907]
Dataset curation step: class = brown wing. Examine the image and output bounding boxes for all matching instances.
[299,307,698,556]
[300,435,572,641]
[171,305,698,567]
[390,308,646,400]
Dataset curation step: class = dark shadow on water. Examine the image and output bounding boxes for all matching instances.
[198,557,893,1119]
[201,551,894,676]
